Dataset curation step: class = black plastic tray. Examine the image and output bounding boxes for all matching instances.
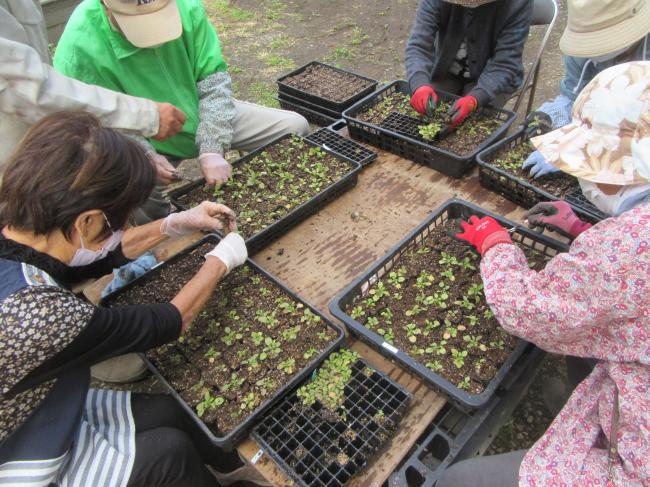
[101,234,345,450]
[329,198,569,409]
[476,128,608,223]
[169,134,361,254]
[388,345,545,487]
[305,125,377,167]
[343,80,516,179]
[277,61,378,112]
[278,96,339,127]
[279,91,343,120]
[253,356,412,487]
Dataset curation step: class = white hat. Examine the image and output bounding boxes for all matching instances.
[104,0,182,48]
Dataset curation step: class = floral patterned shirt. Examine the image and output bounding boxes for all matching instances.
[481,203,650,487]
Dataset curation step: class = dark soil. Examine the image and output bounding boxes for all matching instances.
[280,63,375,103]
[107,242,338,436]
[488,139,580,198]
[344,222,547,395]
[174,136,353,239]
[356,92,503,156]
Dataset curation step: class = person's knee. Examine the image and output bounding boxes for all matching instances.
[278,111,309,136]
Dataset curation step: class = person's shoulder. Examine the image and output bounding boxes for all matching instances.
[177,0,208,17]
[66,0,104,26]
[55,0,104,58]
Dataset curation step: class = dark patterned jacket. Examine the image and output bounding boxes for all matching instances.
[405,0,533,105]
[0,238,180,466]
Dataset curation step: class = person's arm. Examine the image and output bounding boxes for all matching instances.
[469,0,533,106]
[559,55,590,102]
[0,37,160,137]
[405,0,442,94]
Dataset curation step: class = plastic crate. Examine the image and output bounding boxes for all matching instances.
[306,126,377,167]
[329,198,569,409]
[253,356,412,487]
[277,61,378,112]
[169,134,361,255]
[388,346,545,487]
[279,91,344,120]
[101,235,345,451]
[476,128,608,223]
[343,81,516,179]
[278,96,339,127]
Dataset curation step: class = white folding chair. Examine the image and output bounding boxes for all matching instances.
[512,0,559,115]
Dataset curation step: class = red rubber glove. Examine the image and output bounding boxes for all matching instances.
[410,85,438,115]
[448,95,478,128]
[456,215,513,256]
[526,201,592,238]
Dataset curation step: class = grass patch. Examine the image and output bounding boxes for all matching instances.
[249,82,279,108]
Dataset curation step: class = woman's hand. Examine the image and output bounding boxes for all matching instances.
[160,201,237,238]
[456,215,513,256]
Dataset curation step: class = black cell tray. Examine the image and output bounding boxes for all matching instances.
[277,61,378,112]
[169,134,361,255]
[476,128,608,223]
[253,357,412,487]
[305,126,377,167]
[278,96,339,127]
[342,80,516,179]
[329,198,569,409]
[101,234,345,451]
[388,345,545,487]
[279,91,343,120]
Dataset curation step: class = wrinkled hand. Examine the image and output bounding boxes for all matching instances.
[161,201,237,238]
[526,201,592,238]
[522,150,559,179]
[448,95,478,128]
[199,153,232,187]
[206,233,248,274]
[148,151,177,185]
[410,85,438,116]
[152,102,186,140]
[456,215,512,256]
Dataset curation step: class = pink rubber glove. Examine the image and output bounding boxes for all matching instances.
[526,201,592,238]
[206,233,248,274]
[148,151,177,186]
[160,201,237,237]
[199,153,232,187]
[456,215,513,256]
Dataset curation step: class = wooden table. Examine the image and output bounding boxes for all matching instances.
[84,138,527,486]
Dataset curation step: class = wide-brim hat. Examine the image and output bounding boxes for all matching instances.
[560,0,650,58]
[531,62,650,186]
[442,0,497,6]
[105,0,182,48]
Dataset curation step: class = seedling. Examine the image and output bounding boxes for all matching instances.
[278,358,296,374]
[451,349,468,369]
[457,376,471,390]
[350,306,365,320]
[366,316,379,330]
[405,323,422,343]
[425,340,447,356]
[418,122,442,141]
[197,391,225,417]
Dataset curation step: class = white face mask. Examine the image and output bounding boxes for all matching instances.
[578,180,650,216]
[69,214,124,267]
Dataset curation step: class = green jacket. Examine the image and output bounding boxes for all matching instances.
[54,0,228,158]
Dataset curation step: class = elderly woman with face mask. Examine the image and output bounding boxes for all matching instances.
[0,112,249,487]
[438,62,650,486]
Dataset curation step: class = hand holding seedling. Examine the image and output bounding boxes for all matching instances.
[455,215,512,255]
[448,95,478,128]
[206,233,248,274]
[152,102,186,140]
[160,201,238,237]
[526,201,591,238]
[199,153,232,187]
[410,85,438,116]
[148,151,177,185]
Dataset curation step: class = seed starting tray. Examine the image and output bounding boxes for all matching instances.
[277,61,378,112]
[305,126,377,167]
[253,357,412,487]
[342,80,516,179]
[279,91,343,120]
[329,198,569,409]
[101,235,345,450]
[169,133,361,255]
[278,96,339,127]
[476,128,608,223]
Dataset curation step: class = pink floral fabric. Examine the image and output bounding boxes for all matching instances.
[481,202,650,486]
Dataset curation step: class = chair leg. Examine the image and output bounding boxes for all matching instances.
[526,61,543,116]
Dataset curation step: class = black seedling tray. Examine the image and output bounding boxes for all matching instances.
[278,96,339,127]
[253,357,412,487]
[170,134,361,254]
[279,91,343,120]
[476,128,608,223]
[329,198,569,409]
[278,61,378,112]
[305,126,377,167]
[343,80,516,179]
[388,345,545,487]
[101,235,345,450]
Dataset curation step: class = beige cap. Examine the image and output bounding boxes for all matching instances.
[443,0,497,6]
[531,61,650,186]
[104,0,182,48]
[560,0,650,57]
